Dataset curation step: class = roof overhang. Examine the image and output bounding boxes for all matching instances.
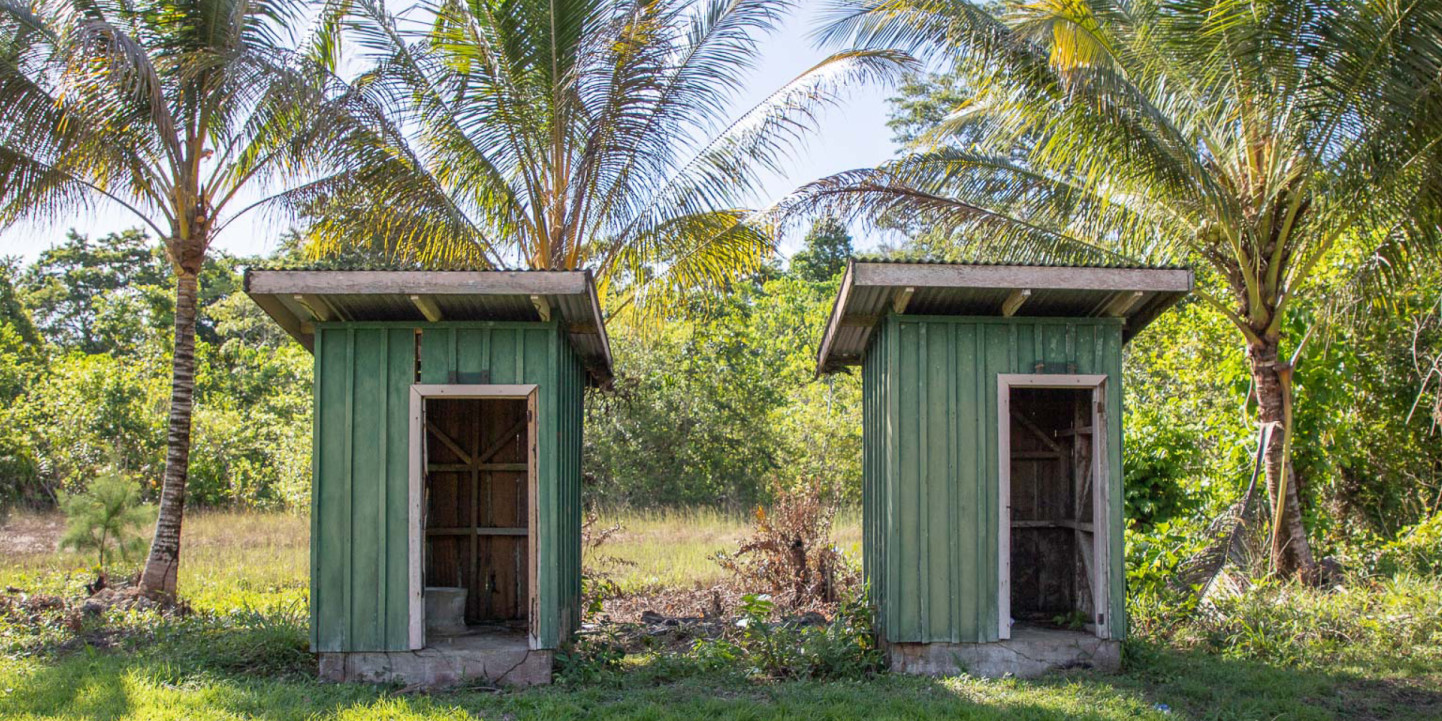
[244,269,613,386]
[817,261,1194,374]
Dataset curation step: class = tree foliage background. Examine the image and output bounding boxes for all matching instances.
[3,209,1439,583]
[1,232,311,510]
[1,65,1439,587]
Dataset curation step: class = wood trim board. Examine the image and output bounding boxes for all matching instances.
[408,383,540,651]
[995,374,1111,641]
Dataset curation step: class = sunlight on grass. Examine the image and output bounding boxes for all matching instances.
[3,510,1440,720]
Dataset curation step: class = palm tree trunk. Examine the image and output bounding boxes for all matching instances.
[1246,340,1317,581]
[138,268,200,598]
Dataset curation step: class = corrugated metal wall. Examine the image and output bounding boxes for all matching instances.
[862,315,1126,645]
[312,326,415,652]
[310,321,583,652]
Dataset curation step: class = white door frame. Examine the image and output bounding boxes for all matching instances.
[407,383,539,650]
[995,374,1110,640]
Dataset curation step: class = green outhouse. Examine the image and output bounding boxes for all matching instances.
[816,260,1191,677]
[246,269,612,686]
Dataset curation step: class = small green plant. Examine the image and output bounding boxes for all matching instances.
[691,590,883,681]
[58,468,152,570]
[1052,610,1089,631]
[554,633,628,685]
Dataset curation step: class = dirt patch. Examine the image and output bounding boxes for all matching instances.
[583,584,834,656]
[0,513,64,555]
[2,578,191,658]
[599,584,742,623]
[597,583,840,625]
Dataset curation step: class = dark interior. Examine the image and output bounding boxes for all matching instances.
[423,397,530,633]
[1008,387,1097,629]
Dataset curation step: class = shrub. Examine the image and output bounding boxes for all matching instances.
[580,512,633,618]
[554,633,628,685]
[1123,409,1202,530]
[1373,511,1442,577]
[712,477,857,608]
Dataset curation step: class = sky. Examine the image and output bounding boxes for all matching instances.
[0,4,902,263]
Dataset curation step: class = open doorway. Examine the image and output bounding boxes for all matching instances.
[408,385,538,650]
[998,376,1109,640]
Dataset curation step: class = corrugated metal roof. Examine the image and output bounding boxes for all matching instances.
[851,253,1190,270]
[243,269,613,385]
[816,259,1193,374]
[248,258,591,273]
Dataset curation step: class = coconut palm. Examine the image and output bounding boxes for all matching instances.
[296,0,911,312]
[788,0,1442,579]
[0,0,380,596]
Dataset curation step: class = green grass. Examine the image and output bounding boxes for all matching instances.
[2,510,1440,720]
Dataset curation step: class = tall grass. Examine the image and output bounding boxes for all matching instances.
[588,508,861,593]
[0,510,309,613]
[1,507,861,602]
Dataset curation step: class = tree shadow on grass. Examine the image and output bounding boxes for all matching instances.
[5,638,1440,720]
[1103,642,1442,721]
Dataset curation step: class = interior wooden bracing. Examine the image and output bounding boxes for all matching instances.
[1008,388,1097,626]
[423,398,530,631]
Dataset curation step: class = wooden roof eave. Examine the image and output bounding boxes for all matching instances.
[243,269,614,385]
[816,261,1194,374]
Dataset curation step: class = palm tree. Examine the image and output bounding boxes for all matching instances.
[787,0,1442,580]
[296,0,911,312]
[0,0,378,596]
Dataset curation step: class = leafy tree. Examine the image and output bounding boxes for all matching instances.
[886,71,970,146]
[59,469,153,568]
[9,256,315,512]
[0,0,378,597]
[301,0,910,314]
[18,230,167,353]
[587,275,860,509]
[796,0,1442,580]
[790,217,854,283]
[0,261,42,507]
[0,325,40,507]
[0,258,42,349]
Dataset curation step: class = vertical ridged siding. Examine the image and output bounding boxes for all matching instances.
[862,315,1126,644]
[861,319,891,642]
[311,321,584,652]
[554,340,585,640]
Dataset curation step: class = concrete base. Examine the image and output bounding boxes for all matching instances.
[319,630,552,687]
[886,626,1120,678]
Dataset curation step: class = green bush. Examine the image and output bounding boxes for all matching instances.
[1123,409,1202,530]
[1124,520,1206,638]
[1374,512,1442,577]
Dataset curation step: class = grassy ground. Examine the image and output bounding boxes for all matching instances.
[2,510,1439,720]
